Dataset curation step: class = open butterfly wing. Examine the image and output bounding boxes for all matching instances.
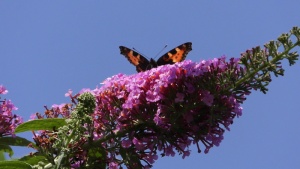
[156,42,192,66]
[119,46,150,72]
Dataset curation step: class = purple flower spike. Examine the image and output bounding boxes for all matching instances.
[0,86,22,137]
[90,58,247,168]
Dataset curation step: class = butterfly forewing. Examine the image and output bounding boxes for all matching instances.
[156,42,192,66]
[119,46,150,72]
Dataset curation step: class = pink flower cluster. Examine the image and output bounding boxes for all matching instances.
[88,57,244,168]
[0,85,22,137]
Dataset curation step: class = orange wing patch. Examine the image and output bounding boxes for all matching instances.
[126,50,141,66]
[166,47,186,62]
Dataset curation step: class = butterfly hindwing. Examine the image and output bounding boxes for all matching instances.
[119,42,192,72]
[119,46,150,72]
[156,42,192,66]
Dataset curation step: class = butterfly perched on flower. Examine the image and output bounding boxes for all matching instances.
[119,42,192,72]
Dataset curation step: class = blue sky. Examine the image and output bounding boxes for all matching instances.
[1,1,300,169]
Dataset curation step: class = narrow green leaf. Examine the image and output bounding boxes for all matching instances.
[0,137,32,147]
[0,161,32,169]
[55,152,65,169]
[15,118,67,133]
[19,155,48,165]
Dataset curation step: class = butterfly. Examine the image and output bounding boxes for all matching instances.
[119,42,192,72]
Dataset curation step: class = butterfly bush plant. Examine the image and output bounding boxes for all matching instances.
[2,27,299,169]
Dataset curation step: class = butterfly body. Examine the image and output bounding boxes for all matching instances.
[119,42,192,72]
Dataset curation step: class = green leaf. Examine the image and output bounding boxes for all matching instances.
[15,118,67,133]
[0,161,32,169]
[55,152,65,169]
[86,146,107,169]
[0,137,32,147]
[0,145,13,157]
[0,151,6,161]
[19,154,48,165]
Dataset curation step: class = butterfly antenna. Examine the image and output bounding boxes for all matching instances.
[133,47,149,59]
[154,44,168,59]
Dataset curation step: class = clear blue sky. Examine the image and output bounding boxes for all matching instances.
[1,1,300,169]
